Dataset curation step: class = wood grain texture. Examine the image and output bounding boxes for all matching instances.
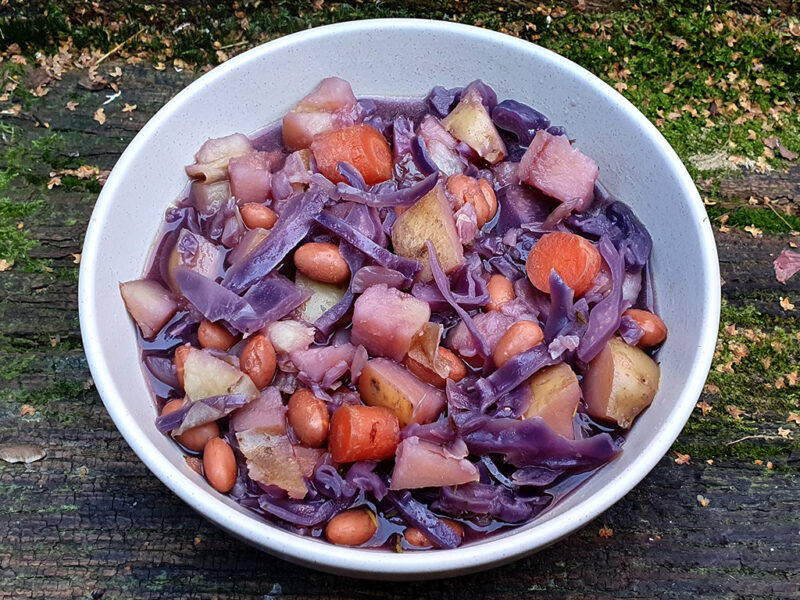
[1,55,798,600]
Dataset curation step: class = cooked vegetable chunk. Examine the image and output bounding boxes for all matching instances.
[518,130,598,209]
[282,77,359,150]
[391,183,464,283]
[390,437,479,490]
[583,337,661,428]
[442,88,507,164]
[181,347,259,402]
[329,404,400,463]
[311,124,393,185]
[524,363,581,439]
[351,284,430,362]
[119,279,177,340]
[358,358,446,427]
[295,273,347,324]
[236,427,308,499]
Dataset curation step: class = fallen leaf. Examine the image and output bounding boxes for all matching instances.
[754,459,763,465]
[761,357,771,369]
[20,404,35,417]
[780,297,795,311]
[696,400,713,415]
[598,525,613,538]
[662,82,675,94]
[674,451,690,465]
[94,107,106,125]
[66,101,79,111]
[122,103,137,113]
[766,461,774,470]
[727,405,746,420]
[0,444,46,464]
[71,253,81,264]
[78,465,88,478]
[614,82,628,92]
[787,412,800,425]
[47,176,62,189]
[716,361,734,374]
[786,372,798,387]
[723,323,737,336]
[744,224,762,238]
[0,259,13,271]
[778,427,792,439]
[697,494,710,507]
[706,459,714,465]
[154,62,166,71]
[672,37,689,50]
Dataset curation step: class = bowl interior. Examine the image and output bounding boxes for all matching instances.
[79,19,719,579]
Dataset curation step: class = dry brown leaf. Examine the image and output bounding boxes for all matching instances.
[47,176,62,189]
[598,525,613,538]
[20,404,35,417]
[744,224,762,238]
[697,494,710,507]
[716,361,734,374]
[727,405,746,420]
[0,444,46,464]
[121,103,137,113]
[0,259,13,272]
[786,372,798,387]
[663,82,675,94]
[780,297,795,311]
[787,412,800,425]
[93,107,106,125]
[706,459,714,465]
[696,400,713,416]
[674,451,691,465]
[71,253,81,264]
[672,37,689,50]
[778,427,792,439]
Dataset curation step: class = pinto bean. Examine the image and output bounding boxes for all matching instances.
[161,398,219,452]
[494,320,545,368]
[174,344,192,389]
[240,334,277,389]
[325,509,377,546]
[478,178,497,222]
[294,242,350,284]
[197,320,238,351]
[486,274,516,311]
[623,309,668,347]
[240,203,278,230]
[287,389,330,448]
[202,437,237,493]
[404,519,465,548]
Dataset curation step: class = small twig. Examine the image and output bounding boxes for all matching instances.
[217,40,250,50]
[95,28,145,67]
[765,202,797,234]
[726,434,786,446]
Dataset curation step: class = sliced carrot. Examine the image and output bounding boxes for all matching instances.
[311,124,392,185]
[329,404,400,463]
[526,232,601,297]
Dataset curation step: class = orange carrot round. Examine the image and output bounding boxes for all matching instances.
[311,125,392,185]
[526,232,601,297]
[329,404,400,463]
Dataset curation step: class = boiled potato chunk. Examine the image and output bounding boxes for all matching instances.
[442,88,507,164]
[524,363,581,439]
[182,347,259,402]
[582,337,660,429]
[391,183,464,283]
[294,272,347,323]
[358,358,446,427]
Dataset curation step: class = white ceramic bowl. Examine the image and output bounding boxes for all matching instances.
[79,19,720,579]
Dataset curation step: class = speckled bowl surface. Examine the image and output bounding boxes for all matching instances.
[79,19,720,580]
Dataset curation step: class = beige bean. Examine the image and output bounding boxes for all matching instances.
[161,398,220,452]
[294,242,350,284]
[203,437,237,493]
[486,274,515,312]
[494,320,544,368]
[623,309,668,347]
[446,174,490,228]
[173,344,192,389]
[240,203,278,230]
[240,334,277,389]
[288,389,330,448]
[404,347,467,389]
[404,519,465,548]
[325,509,377,546]
[197,320,238,351]
[478,178,497,222]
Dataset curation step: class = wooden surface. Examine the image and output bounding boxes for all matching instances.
[1,4,800,599]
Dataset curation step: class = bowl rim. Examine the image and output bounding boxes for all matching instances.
[78,17,720,578]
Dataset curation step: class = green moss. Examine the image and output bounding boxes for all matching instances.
[706,204,800,234]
